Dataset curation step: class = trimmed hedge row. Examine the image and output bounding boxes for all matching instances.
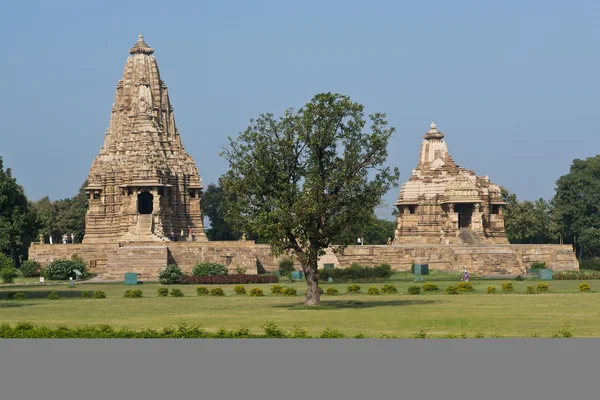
[179,274,279,285]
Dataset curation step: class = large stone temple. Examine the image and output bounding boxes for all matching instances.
[393,122,508,245]
[27,36,579,279]
[83,35,207,244]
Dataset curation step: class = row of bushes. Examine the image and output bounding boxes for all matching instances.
[553,271,600,280]
[317,263,394,283]
[180,274,279,285]
[0,321,575,339]
[0,256,90,283]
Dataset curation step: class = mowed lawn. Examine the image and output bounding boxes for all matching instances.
[1,280,598,337]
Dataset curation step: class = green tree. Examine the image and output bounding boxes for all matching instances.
[200,182,242,241]
[578,227,600,258]
[0,157,37,264]
[552,155,600,252]
[502,188,557,244]
[361,213,395,245]
[221,93,399,306]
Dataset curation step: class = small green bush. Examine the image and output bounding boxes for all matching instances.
[196,286,209,296]
[407,286,421,295]
[158,264,183,284]
[347,284,361,293]
[445,285,459,295]
[283,287,297,296]
[249,288,264,297]
[271,284,285,295]
[210,287,225,296]
[530,261,547,270]
[0,267,18,284]
[48,291,60,300]
[367,286,380,295]
[381,283,398,294]
[501,282,514,292]
[11,292,28,301]
[537,283,549,292]
[19,260,42,277]
[526,286,536,294]
[278,258,295,276]
[234,285,247,295]
[125,289,143,298]
[81,291,92,298]
[553,323,573,338]
[515,274,524,281]
[457,282,474,292]
[579,282,591,292]
[486,286,496,294]
[422,283,439,292]
[170,288,184,297]
[94,291,106,299]
[44,259,87,281]
[320,327,346,338]
[192,263,228,276]
[157,287,169,297]
[326,287,339,295]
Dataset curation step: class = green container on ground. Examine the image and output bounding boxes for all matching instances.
[291,271,303,280]
[414,264,429,276]
[538,269,552,280]
[124,273,138,285]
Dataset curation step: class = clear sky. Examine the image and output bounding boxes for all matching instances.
[1,0,599,220]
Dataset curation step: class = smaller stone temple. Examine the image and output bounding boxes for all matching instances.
[393,122,508,245]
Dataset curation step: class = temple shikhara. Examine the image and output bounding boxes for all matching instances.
[393,122,508,245]
[27,35,579,279]
[83,35,206,243]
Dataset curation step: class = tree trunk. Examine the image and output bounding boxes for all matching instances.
[303,258,321,306]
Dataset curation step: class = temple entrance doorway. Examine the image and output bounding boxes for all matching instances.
[455,203,473,228]
[138,191,153,214]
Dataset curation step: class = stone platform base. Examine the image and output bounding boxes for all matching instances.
[28,241,578,281]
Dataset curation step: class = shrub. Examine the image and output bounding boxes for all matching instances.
[530,261,547,270]
[320,327,346,339]
[553,323,573,338]
[318,262,393,283]
[278,258,295,276]
[192,263,228,277]
[367,286,380,295]
[263,321,287,338]
[445,285,459,295]
[422,283,439,292]
[19,260,41,277]
[234,285,247,295]
[347,284,361,293]
[283,287,297,296]
[158,264,182,284]
[249,288,264,297]
[501,282,514,292]
[526,286,536,294]
[81,291,92,298]
[157,287,169,297]
[210,287,225,296]
[457,282,474,292]
[44,259,87,281]
[271,284,285,295]
[11,292,27,300]
[486,286,496,294]
[180,275,279,285]
[325,287,339,295]
[48,291,60,300]
[125,289,143,298]
[381,283,398,293]
[579,282,591,292]
[0,267,18,284]
[537,283,549,292]
[554,271,600,280]
[196,286,209,296]
[93,291,106,299]
[170,288,184,297]
[407,286,421,295]
[515,275,524,281]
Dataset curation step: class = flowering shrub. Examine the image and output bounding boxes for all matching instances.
[44,259,87,281]
[249,288,264,297]
[180,274,278,285]
[579,282,591,292]
[501,282,514,292]
[210,287,225,296]
[124,289,143,298]
[347,284,361,293]
[422,283,439,292]
[457,282,474,292]
[192,263,228,276]
[326,287,339,295]
[196,286,209,296]
[537,283,549,292]
[408,286,421,295]
[158,265,182,284]
[283,287,297,296]
[486,286,496,294]
[271,284,285,294]
[381,284,398,293]
[368,286,380,295]
[234,285,247,295]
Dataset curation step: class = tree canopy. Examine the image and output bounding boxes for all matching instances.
[0,157,37,264]
[201,182,242,241]
[221,93,399,305]
[502,188,558,244]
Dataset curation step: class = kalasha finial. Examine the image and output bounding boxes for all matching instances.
[129,34,154,55]
[424,120,444,140]
[431,121,436,129]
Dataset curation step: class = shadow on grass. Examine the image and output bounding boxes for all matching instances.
[0,302,29,308]
[0,290,89,300]
[273,299,441,310]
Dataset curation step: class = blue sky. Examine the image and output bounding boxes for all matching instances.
[1,0,599,219]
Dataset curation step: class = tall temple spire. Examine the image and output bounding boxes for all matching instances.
[83,35,206,243]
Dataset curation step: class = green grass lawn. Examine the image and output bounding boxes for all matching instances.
[1,279,598,337]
